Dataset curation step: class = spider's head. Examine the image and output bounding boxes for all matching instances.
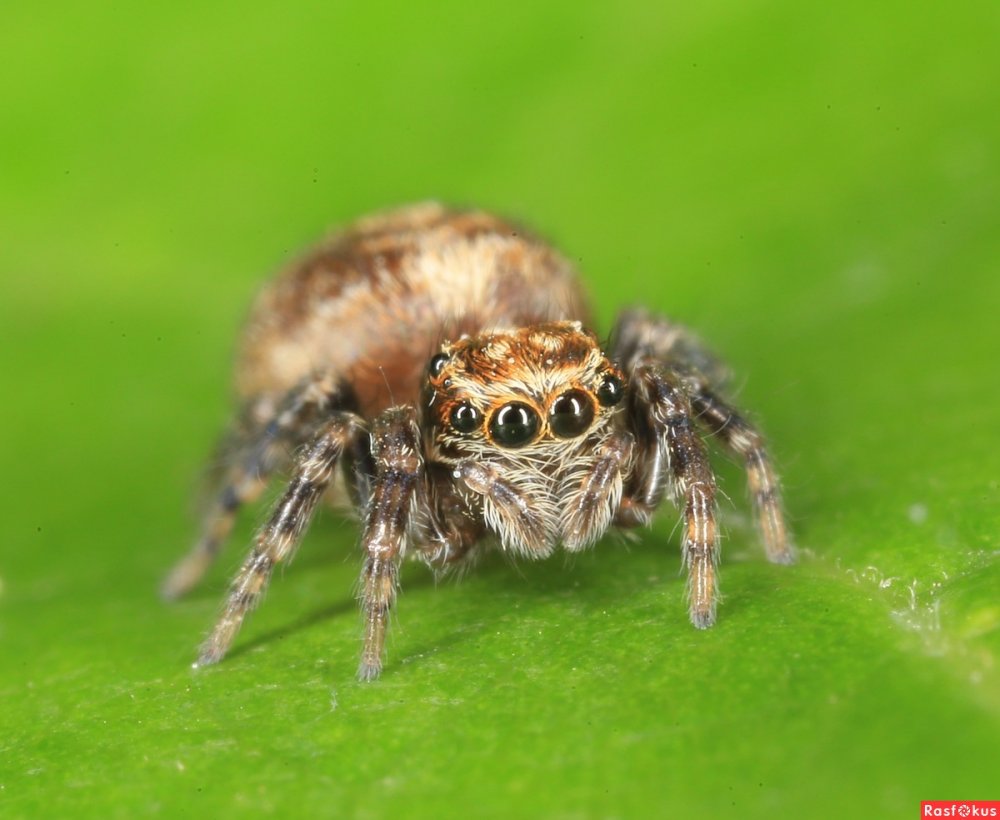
[423,321,625,460]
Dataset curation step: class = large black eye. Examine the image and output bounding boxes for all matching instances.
[450,402,481,433]
[597,374,624,407]
[549,390,595,438]
[489,402,540,448]
[428,353,449,377]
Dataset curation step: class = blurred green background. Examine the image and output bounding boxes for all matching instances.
[2,2,998,818]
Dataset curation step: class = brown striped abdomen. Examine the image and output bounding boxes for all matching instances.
[235,202,590,417]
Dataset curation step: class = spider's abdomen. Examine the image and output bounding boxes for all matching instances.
[235,203,590,417]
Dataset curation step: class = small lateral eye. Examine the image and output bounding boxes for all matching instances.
[597,373,624,407]
[449,402,482,433]
[428,353,449,377]
[549,390,595,438]
[489,402,540,448]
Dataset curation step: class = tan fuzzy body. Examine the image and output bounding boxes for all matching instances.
[171,202,795,681]
[235,202,590,419]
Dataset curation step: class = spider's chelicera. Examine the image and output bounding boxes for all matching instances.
[164,203,794,681]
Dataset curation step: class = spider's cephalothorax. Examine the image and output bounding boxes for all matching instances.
[164,203,794,681]
[424,322,628,557]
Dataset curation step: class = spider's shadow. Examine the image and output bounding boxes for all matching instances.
[221,598,356,663]
[222,547,516,665]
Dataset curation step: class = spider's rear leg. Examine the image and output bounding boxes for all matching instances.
[624,363,721,628]
[196,412,366,666]
[162,374,350,600]
[611,309,794,565]
[690,388,794,565]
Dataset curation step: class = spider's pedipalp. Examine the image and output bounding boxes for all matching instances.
[562,431,634,551]
[454,460,555,557]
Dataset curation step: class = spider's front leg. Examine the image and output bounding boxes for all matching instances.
[357,407,426,681]
[196,411,365,666]
[624,362,721,628]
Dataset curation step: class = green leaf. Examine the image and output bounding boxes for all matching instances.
[2,2,997,818]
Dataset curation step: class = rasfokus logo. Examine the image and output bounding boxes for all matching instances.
[921,803,999,818]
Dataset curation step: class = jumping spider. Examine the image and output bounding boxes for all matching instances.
[164,202,794,681]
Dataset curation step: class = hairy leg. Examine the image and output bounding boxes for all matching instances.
[357,407,425,681]
[611,309,794,564]
[163,373,351,599]
[611,308,730,388]
[620,362,722,628]
[689,388,794,564]
[196,412,365,666]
